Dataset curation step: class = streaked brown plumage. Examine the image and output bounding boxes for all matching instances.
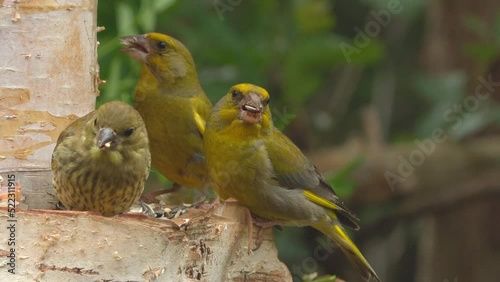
[52,101,151,216]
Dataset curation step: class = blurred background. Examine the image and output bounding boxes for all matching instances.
[96,1,500,281]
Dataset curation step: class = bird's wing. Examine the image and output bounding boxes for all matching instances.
[57,112,94,142]
[51,111,95,171]
[193,111,206,136]
[264,130,360,229]
[191,94,212,137]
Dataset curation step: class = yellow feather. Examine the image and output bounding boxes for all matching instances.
[334,225,355,245]
[303,190,343,211]
[193,110,206,135]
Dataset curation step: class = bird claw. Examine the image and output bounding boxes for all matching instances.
[139,201,158,217]
[239,207,281,253]
[250,215,281,251]
[218,199,280,253]
[252,227,266,251]
[195,195,221,212]
[55,201,67,211]
[139,183,182,204]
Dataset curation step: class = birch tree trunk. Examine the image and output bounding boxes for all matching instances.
[0,0,98,209]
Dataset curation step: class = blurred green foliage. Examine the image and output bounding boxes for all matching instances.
[464,14,500,65]
[96,1,500,281]
[97,0,383,111]
[328,156,365,199]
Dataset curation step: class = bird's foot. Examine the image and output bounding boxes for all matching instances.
[250,215,281,252]
[139,201,158,217]
[195,194,221,212]
[55,201,67,211]
[139,183,182,204]
[128,200,164,217]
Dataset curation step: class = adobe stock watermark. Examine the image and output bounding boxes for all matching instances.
[385,74,500,191]
[213,0,244,21]
[340,0,407,63]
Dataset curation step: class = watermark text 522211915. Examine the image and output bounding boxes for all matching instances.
[6,174,17,274]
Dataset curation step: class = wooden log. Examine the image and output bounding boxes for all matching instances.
[0,204,292,281]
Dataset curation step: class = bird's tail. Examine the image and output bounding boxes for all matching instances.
[313,215,381,282]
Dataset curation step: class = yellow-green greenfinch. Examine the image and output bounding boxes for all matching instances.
[204,84,380,281]
[120,33,212,192]
[52,101,151,216]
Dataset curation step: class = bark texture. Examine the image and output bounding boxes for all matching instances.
[0,0,98,209]
[0,205,292,281]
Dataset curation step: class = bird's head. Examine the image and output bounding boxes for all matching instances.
[120,33,196,83]
[90,101,149,164]
[212,84,273,133]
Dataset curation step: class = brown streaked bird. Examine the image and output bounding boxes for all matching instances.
[120,33,212,197]
[52,101,151,216]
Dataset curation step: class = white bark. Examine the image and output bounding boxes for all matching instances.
[0,204,292,281]
[0,0,98,209]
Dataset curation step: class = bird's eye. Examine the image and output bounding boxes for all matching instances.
[231,90,240,99]
[157,41,167,50]
[264,98,270,106]
[94,119,98,127]
[123,128,134,137]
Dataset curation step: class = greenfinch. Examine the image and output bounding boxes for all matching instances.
[52,101,151,216]
[120,33,212,192]
[204,84,380,281]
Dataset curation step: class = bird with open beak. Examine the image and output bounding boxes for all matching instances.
[204,83,381,282]
[119,33,213,199]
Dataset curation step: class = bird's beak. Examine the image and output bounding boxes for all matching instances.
[120,34,149,63]
[239,93,264,124]
[97,128,117,150]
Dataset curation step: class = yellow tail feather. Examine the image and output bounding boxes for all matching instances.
[303,190,343,211]
[313,217,381,282]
